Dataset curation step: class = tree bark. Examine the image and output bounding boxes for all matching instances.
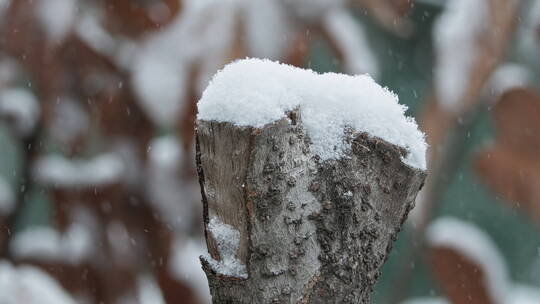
[196,111,426,304]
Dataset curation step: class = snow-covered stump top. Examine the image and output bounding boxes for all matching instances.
[198,58,426,170]
[196,59,427,303]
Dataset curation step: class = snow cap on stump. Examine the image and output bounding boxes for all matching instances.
[197,58,426,169]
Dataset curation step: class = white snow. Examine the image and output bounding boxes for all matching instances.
[400,297,449,304]
[137,276,166,304]
[0,176,14,215]
[487,63,532,98]
[35,0,78,43]
[426,217,509,304]
[130,0,240,127]
[0,0,10,21]
[323,9,379,78]
[147,136,197,230]
[110,139,143,187]
[281,0,345,21]
[508,284,540,304]
[75,12,116,57]
[202,217,247,278]
[517,1,540,68]
[197,58,426,169]
[11,224,93,265]
[106,221,132,261]
[0,88,40,136]
[48,98,89,147]
[0,59,20,89]
[169,238,211,303]
[131,56,188,127]
[33,153,124,188]
[433,0,488,111]
[0,261,76,304]
[244,0,291,60]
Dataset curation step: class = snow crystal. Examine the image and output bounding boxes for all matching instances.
[0,261,76,304]
[433,0,488,111]
[11,224,93,265]
[0,88,40,136]
[197,58,426,169]
[426,217,509,304]
[33,153,124,188]
[0,176,14,215]
[324,9,379,78]
[35,0,77,42]
[202,218,247,278]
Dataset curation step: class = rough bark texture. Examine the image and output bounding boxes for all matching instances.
[196,112,426,304]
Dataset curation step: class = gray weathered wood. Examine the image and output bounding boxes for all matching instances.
[196,110,426,304]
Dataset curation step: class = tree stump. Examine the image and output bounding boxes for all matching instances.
[196,111,426,304]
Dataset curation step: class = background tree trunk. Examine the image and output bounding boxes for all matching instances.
[196,111,426,304]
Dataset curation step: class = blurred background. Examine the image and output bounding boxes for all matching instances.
[0,0,539,303]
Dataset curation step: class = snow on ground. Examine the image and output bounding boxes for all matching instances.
[201,217,247,278]
[433,0,488,111]
[33,153,124,188]
[0,88,40,136]
[0,261,76,304]
[426,217,509,304]
[0,175,14,215]
[197,58,426,169]
[11,224,94,265]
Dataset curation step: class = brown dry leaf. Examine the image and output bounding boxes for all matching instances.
[283,29,311,68]
[430,247,494,304]
[103,0,182,37]
[474,88,540,222]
